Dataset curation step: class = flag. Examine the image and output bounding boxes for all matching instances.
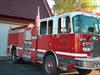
[35,6,40,27]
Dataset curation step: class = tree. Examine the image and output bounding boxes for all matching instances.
[54,0,77,14]
[53,0,99,14]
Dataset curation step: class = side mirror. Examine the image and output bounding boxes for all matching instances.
[88,27,95,33]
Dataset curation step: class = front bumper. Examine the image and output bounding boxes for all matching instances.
[75,57,100,70]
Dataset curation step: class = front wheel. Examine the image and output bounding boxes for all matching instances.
[43,55,58,75]
[77,68,92,75]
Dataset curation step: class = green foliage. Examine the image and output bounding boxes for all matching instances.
[53,0,99,15]
[54,0,76,14]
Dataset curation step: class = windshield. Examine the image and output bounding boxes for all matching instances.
[72,15,100,34]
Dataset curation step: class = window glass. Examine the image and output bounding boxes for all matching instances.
[25,30,31,40]
[58,18,61,33]
[98,19,100,34]
[73,15,99,34]
[40,21,47,34]
[48,20,53,34]
[58,16,71,33]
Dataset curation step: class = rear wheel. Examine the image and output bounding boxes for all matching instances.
[11,49,24,64]
[77,68,92,75]
[43,55,58,75]
[11,50,17,63]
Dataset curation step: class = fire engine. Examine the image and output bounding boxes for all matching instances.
[7,11,100,75]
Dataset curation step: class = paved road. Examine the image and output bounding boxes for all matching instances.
[0,57,79,75]
[0,57,45,75]
[0,57,99,75]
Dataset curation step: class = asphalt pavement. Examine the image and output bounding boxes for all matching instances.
[0,57,45,75]
[0,57,78,75]
[0,57,99,75]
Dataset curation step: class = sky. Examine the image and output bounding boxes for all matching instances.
[47,0,55,8]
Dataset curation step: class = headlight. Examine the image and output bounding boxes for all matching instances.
[83,42,92,51]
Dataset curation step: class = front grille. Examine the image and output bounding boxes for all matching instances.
[93,39,100,57]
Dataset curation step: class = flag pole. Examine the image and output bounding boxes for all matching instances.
[37,6,40,34]
[35,6,40,62]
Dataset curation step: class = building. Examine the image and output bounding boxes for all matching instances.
[0,0,52,56]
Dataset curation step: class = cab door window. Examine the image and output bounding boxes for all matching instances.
[58,16,71,33]
[48,20,53,34]
[40,21,47,34]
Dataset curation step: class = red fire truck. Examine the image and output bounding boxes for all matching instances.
[7,12,100,75]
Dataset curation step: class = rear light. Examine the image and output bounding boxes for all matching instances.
[83,42,92,51]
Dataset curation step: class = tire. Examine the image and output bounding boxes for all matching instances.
[11,50,18,63]
[77,68,92,75]
[18,58,24,64]
[43,55,58,75]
